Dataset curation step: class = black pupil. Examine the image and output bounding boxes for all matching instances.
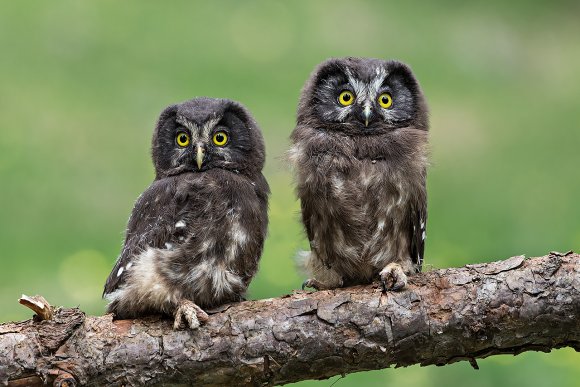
[342,93,351,101]
[179,134,187,143]
[216,134,224,143]
[382,96,389,103]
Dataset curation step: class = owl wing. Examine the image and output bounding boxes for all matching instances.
[103,179,181,296]
[408,200,427,273]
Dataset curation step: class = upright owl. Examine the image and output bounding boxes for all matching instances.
[103,97,269,329]
[290,57,428,291]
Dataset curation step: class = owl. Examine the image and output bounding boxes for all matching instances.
[103,97,269,329]
[290,57,428,291]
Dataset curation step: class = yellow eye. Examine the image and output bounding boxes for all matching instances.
[176,132,190,147]
[338,90,355,106]
[378,93,393,109]
[213,131,228,146]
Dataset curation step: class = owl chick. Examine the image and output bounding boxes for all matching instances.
[290,57,428,291]
[103,97,269,329]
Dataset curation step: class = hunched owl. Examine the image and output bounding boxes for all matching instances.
[290,57,428,291]
[103,97,269,329]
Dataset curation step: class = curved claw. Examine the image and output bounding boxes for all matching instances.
[380,278,405,292]
[380,279,388,293]
[301,278,329,291]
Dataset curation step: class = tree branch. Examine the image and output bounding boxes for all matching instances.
[1,252,579,386]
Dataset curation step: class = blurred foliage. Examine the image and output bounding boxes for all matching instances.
[0,1,579,386]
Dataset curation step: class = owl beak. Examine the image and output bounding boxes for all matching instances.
[196,144,205,170]
[363,105,372,127]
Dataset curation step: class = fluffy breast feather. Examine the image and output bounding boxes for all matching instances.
[105,169,269,316]
[290,125,427,283]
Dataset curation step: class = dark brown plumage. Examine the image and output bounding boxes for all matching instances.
[103,97,269,329]
[290,57,428,291]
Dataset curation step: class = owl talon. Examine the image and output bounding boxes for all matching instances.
[302,278,325,291]
[379,263,407,291]
[173,299,208,330]
[302,278,320,290]
[302,279,315,290]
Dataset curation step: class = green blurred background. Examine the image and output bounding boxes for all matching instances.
[1,1,578,386]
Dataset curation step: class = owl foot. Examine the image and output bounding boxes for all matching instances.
[302,278,329,291]
[379,263,407,291]
[173,299,209,330]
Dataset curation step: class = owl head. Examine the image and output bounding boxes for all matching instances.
[297,57,428,134]
[151,97,265,178]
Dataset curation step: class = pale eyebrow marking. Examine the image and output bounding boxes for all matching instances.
[370,67,388,97]
[345,68,367,101]
[344,67,388,104]
[202,117,222,140]
[176,115,199,133]
[176,115,222,143]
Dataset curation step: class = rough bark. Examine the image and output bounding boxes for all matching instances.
[1,252,579,386]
